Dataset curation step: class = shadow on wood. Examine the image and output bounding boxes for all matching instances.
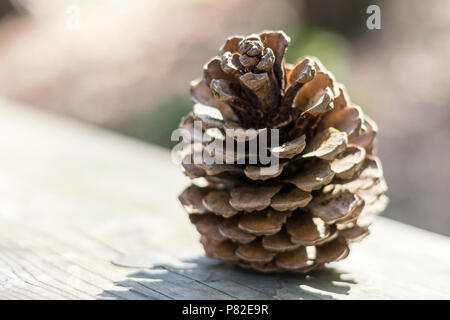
[100,257,355,300]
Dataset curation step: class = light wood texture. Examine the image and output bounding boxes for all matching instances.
[0,98,449,300]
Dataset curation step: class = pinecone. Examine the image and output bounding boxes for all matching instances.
[177,31,388,273]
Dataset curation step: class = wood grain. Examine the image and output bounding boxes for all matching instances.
[0,98,448,300]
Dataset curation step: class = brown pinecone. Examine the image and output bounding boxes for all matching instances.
[177,31,388,273]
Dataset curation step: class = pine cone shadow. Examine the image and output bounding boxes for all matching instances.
[100,257,356,300]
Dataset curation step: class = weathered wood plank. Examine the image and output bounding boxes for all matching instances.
[0,98,449,300]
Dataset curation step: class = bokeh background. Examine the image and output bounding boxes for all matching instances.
[0,0,449,235]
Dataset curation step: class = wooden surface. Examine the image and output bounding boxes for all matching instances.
[0,98,449,300]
